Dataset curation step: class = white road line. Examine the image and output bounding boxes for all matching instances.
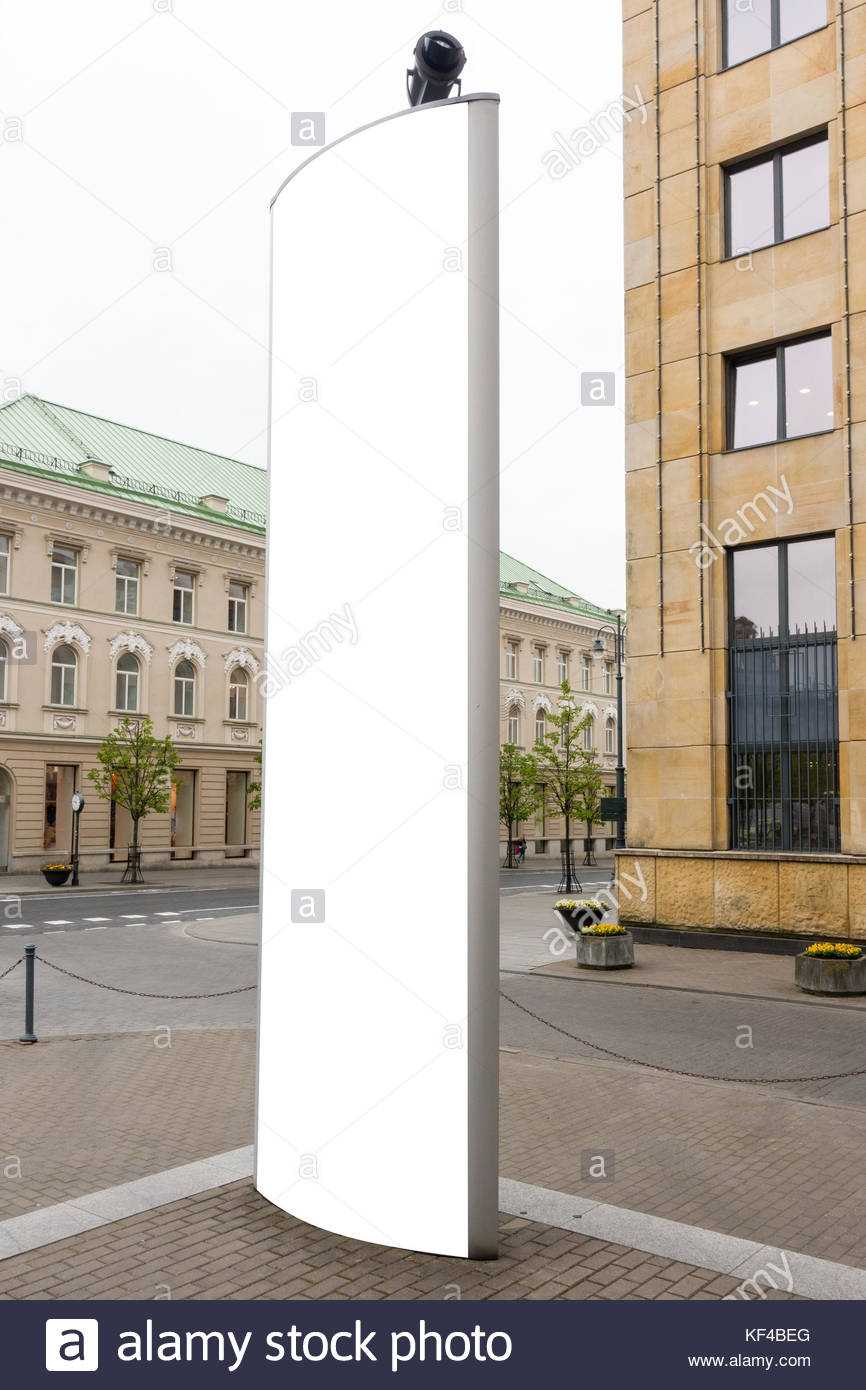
[120,913,145,919]
[155,911,179,917]
[44,919,72,925]
[4,924,31,929]
[83,916,110,922]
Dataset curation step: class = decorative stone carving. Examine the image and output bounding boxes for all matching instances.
[231,726,250,742]
[224,646,260,675]
[53,715,76,731]
[533,694,553,712]
[44,621,91,654]
[504,687,525,710]
[0,712,7,727]
[109,631,154,664]
[580,701,599,719]
[168,639,207,666]
[174,723,195,737]
[0,613,23,640]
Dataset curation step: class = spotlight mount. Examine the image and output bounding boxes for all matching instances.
[406,30,466,108]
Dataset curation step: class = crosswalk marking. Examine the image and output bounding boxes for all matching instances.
[44,919,71,925]
[155,911,179,917]
[84,916,110,922]
[120,913,145,919]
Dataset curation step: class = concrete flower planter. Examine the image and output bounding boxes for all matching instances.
[576,930,634,970]
[795,952,866,996]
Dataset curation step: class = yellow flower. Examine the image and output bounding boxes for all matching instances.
[804,941,862,959]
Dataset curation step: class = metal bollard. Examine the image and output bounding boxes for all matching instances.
[19,944,36,1045]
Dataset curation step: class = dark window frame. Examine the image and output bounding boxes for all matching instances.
[721,0,827,70]
[725,329,833,451]
[723,130,828,258]
[727,533,837,643]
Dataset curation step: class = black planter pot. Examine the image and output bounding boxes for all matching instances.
[557,906,604,931]
[42,868,71,887]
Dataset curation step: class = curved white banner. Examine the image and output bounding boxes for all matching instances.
[257,94,500,1259]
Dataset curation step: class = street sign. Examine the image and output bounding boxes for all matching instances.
[71,792,85,814]
[601,797,626,821]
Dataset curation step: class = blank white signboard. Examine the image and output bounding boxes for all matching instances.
[257,94,500,1259]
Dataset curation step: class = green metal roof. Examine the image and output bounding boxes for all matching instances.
[499,551,616,623]
[0,395,266,531]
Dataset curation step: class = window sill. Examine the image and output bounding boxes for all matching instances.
[722,427,835,455]
[109,709,146,718]
[170,714,204,724]
[43,705,88,714]
[223,719,257,728]
[721,223,831,264]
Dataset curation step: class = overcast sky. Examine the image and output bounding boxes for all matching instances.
[2,0,625,607]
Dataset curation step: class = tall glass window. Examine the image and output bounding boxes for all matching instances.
[50,644,77,706]
[726,133,828,256]
[729,538,838,852]
[228,580,248,634]
[115,557,140,615]
[0,535,10,595]
[50,545,78,606]
[172,570,194,625]
[115,652,140,712]
[728,332,833,448]
[228,666,249,721]
[173,659,196,716]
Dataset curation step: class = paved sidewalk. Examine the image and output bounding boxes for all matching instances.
[0,863,259,897]
[0,1181,792,1302]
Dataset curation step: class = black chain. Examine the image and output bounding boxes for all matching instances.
[500,988,866,1085]
[0,956,21,983]
[37,955,255,1000]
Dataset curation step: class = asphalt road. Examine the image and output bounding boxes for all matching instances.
[0,884,259,935]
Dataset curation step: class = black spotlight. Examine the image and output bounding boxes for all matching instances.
[406,30,466,107]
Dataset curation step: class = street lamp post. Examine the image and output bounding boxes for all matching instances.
[593,612,627,851]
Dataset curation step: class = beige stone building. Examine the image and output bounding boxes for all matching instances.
[499,553,623,859]
[621,0,866,936]
[0,395,264,871]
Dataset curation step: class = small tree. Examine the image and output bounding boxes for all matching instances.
[248,744,262,812]
[88,717,179,883]
[532,681,591,893]
[575,751,605,867]
[499,743,538,868]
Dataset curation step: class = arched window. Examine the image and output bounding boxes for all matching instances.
[228,666,249,721]
[115,652,140,713]
[0,639,7,702]
[605,718,616,754]
[174,659,196,717]
[50,644,77,707]
[583,716,594,751]
[534,710,545,745]
[507,705,520,745]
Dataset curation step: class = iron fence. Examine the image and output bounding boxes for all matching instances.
[728,624,839,853]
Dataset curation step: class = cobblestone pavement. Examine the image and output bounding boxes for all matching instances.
[0,1182,795,1301]
[3,1015,866,1269]
[0,1028,254,1219]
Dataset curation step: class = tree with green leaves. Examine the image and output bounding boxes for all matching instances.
[532,681,592,893]
[575,749,605,867]
[248,744,262,812]
[499,742,538,868]
[88,716,179,883]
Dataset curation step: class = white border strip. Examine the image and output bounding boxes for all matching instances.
[2,1154,865,1300]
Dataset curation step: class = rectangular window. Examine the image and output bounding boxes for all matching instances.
[225,770,249,858]
[50,545,78,605]
[727,331,833,449]
[729,537,838,852]
[172,570,194,624]
[724,0,825,68]
[603,662,613,694]
[726,133,828,256]
[557,651,569,685]
[505,641,518,680]
[532,646,544,683]
[227,580,248,634]
[580,655,591,691]
[0,535,9,595]
[115,557,140,615]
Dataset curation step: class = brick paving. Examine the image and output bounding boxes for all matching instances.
[0,1028,254,1218]
[0,1181,796,1302]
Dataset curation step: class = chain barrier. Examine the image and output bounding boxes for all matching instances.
[0,956,22,983]
[500,987,866,1086]
[37,955,256,1001]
